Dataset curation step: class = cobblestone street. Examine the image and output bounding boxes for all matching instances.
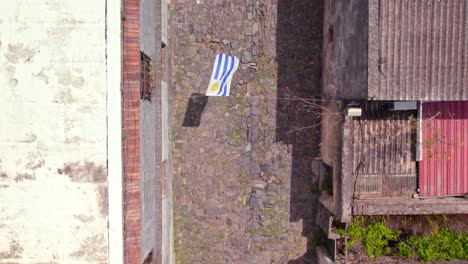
[171,0,324,262]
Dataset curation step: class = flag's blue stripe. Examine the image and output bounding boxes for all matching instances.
[220,57,236,96]
[214,54,223,80]
[217,54,232,95]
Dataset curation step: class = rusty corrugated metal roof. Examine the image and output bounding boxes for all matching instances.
[368,0,467,100]
[351,103,417,198]
[419,102,468,197]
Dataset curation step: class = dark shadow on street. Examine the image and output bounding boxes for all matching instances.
[182,93,208,127]
[275,0,324,263]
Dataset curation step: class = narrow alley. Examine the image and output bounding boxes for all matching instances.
[171,0,324,262]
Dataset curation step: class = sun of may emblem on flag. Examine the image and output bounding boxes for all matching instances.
[206,54,240,96]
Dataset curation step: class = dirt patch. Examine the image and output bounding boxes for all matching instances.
[57,161,106,183]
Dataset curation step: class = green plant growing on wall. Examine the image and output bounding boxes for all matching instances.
[406,228,468,262]
[396,241,414,258]
[363,222,400,258]
[339,217,468,262]
[337,217,400,259]
[336,216,365,249]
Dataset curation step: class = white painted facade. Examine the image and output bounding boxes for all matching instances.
[0,0,121,263]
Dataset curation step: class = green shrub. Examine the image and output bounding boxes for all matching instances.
[396,242,414,258]
[362,222,400,258]
[337,218,468,262]
[337,217,400,258]
[336,216,365,249]
[407,228,468,262]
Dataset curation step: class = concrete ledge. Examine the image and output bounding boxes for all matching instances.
[316,246,334,264]
[353,197,468,215]
[317,204,340,240]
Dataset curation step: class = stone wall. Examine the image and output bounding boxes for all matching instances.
[0,0,108,262]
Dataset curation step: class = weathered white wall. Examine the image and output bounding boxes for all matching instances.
[0,0,108,263]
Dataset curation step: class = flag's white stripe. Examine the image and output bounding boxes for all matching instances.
[218,55,234,95]
[219,56,236,96]
[222,57,239,96]
[213,54,222,80]
[216,54,229,95]
[209,54,222,82]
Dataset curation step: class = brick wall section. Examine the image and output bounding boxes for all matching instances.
[123,0,141,263]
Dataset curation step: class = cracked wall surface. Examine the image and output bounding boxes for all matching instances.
[0,0,108,263]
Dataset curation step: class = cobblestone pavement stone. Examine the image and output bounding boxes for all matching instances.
[171,0,324,263]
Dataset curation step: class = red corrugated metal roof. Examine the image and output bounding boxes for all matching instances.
[420,102,468,197]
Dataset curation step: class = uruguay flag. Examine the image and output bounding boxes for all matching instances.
[206,54,240,96]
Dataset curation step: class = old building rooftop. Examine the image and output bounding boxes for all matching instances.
[349,102,417,199]
[368,0,468,101]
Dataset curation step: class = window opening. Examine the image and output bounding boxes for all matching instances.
[140,52,153,101]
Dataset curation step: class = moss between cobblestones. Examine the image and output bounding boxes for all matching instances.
[227,127,243,144]
[260,207,288,242]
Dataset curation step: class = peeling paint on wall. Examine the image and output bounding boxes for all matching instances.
[3,65,18,90]
[97,185,108,217]
[0,0,109,262]
[14,172,35,182]
[57,161,106,183]
[33,68,50,84]
[70,233,107,261]
[8,78,18,87]
[47,26,76,43]
[4,43,36,64]
[73,214,96,223]
[0,239,24,259]
[64,136,84,144]
[55,68,85,88]
[53,88,75,104]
